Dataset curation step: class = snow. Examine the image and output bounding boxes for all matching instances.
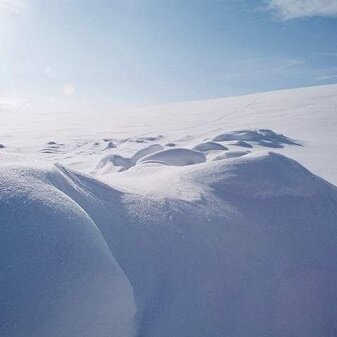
[137,148,207,166]
[1,84,337,336]
[230,140,254,148]
[0,165,136,337]
[212,150,251,160]
[211,128,299,147]
[131,144,164,162]
[192,141,228,152]
[96,144,164,172]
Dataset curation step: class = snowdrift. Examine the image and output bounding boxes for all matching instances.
[213,150,250,160]
[192,141,227,152]
[212,128,299,148]
[1,151,337,337]
[0,165,136,337]
[97,144,164,172]
[138,148,207,166]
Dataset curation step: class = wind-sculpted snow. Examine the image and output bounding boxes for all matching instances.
[138,148,207,166]
[212,150,251,160]
[231,140,253,148]
[212,128,300,148]
[192,141,228,152]
[0,165,136,337]
[97,144,164,172]
[2,150,337,337]
[1,85,337,336]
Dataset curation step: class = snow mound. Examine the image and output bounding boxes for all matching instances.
[231,140,253,148]
[0,165,136,337]
[97,154,132,172]
[138,148,207,166]
[103,141,116,150]
[213,150,250,160]
[40,141,64,154]
[97,144,163,172]
[192,152,323,197]
[192,141,227,152]
[132,144,164,162]
[168,152,337,337]
[212,129,299,148]
[96,151,337,337]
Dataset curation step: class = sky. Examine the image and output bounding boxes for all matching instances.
[0,0,336,113]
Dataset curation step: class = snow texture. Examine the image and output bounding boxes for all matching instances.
[1,84,337,337]
[138,148,207,166]
[192,141,228,152]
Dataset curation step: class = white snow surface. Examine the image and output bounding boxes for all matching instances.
[138,148,207,166]
[1,84,337,336]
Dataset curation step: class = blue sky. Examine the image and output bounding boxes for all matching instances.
[0,0,336,112]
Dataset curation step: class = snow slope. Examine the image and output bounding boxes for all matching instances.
[1,84,337,336]
[0,164,136,337]
[97,152,337,337]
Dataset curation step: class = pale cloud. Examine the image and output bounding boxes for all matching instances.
[267,0,337,19]
[0,0,30,14]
